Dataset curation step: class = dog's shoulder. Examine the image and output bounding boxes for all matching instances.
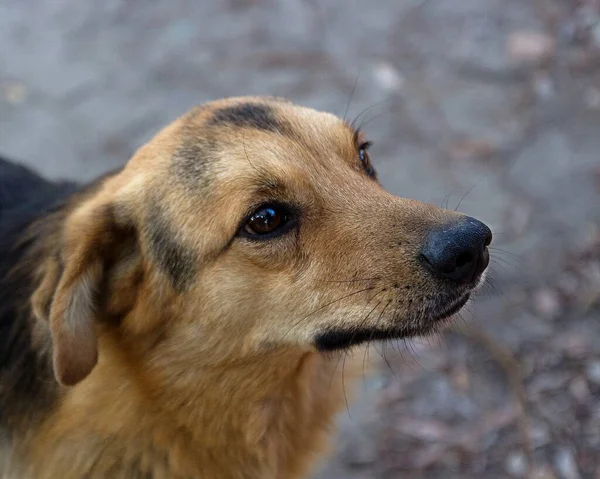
[0,156,77,226]
[0,156,77,283]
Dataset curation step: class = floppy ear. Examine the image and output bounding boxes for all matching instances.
[32,202,138,386]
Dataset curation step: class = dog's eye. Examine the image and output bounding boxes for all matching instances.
[242,204,294,238]
[358,141,375,178]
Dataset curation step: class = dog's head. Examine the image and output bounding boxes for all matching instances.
[33,96,491,386]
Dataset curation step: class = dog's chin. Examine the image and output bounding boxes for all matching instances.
[314,292,471,352]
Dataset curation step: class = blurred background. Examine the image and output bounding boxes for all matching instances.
[1,1,599,477]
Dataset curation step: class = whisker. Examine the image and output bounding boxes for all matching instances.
[281,286,375,341]
[303,286,376,320]
[490,257,515,270]
[355,298,385,339]
[350,100,391,131]
[396,340,415,372]
[479,280,499,297]
[489,247,522,261]
[341,350,352,419]
[343,71,361,122]
[315,276,381,284]
[495,257,522,270]
[328,351,347,399]
[402,338,426,371]
[241,130,259,173]
[379,341,397,377]
[355,108,404,131]
[490,257,524,274]
[381,298,403,367]
[364,300,393,381]
[362,342,372,389]
[454,184,478,212]
[335,289,389,391]
[441,187,460,210]
[328,288,385,399]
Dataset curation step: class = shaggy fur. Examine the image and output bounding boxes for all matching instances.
[0,97,490,478]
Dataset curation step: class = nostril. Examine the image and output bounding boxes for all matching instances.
[455,251,474,270]
[443,250,478,283]
[480,248,490,271]
[484,231,492,247]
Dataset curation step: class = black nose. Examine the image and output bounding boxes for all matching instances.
[420,217,492,284]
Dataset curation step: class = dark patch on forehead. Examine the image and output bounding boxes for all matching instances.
[145,201,197,292]
[209,103,282,132]
[170,122,218,190]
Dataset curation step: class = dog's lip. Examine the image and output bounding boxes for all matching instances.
[314,292,473,352]
[431,293,470,321]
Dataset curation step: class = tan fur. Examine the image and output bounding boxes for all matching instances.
[3,96,487,478]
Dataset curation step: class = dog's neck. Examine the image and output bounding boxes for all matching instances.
[29,333,353,479]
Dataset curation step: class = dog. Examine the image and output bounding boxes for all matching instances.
[0,96,491,478]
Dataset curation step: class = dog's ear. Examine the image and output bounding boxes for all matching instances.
[32,201,139,386]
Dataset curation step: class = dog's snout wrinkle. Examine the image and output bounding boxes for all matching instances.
[421,216,492,284]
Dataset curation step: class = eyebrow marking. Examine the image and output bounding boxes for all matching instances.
[209,103,282,132]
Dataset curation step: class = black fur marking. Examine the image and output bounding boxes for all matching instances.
[209,103,282,132]
[0,156,77,432]
[145,202,197,292]
[171,134,216,190]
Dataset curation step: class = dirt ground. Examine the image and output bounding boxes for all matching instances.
[1,0,600,477]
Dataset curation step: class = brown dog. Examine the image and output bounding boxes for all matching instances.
[0,96,491,478]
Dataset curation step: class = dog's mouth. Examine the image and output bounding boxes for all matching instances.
[314,292,471,352]
[431,292,470,321]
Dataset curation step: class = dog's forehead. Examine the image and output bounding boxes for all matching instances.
[167,97,358,190]
[198,98,350,149]
[200,98,352,147]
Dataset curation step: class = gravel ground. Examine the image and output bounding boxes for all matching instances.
[2,1,600,477]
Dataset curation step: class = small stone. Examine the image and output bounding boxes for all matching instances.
[575,5,600,31]
[556,273,580,298]
[508,205,531,237]
[584,88,600,110]
[591,22,600,49]
[340,433,377,467]
[531,422,551,448]
[576,223,600,256]
[530,464,557,479]
[528,372,571,396]
[372,62,404,92]
[586,359,600,385]
[505,451,528,477]
[561,333,589,359]
[449,138,495,163]
[533,288,561,319]
[451,364,470,392]
[368,373,388,390]
[554,447,581,479]
[569,376,591,403]
[533,73,554,100]
[507,31,555,65]
[2,82,27,104]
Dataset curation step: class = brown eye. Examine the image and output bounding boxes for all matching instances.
[242,204,294,238]
[358,141,375,178]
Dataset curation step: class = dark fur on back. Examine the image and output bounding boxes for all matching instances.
[0,157,77,433]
